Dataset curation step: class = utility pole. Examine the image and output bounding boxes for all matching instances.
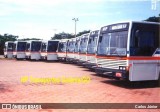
[72,18,79,38]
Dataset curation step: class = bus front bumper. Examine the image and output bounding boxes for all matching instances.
[95,67,128,79]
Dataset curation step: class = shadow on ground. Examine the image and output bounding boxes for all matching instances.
[0,82,13,93]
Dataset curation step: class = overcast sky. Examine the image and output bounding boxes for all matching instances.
[0,0,159,40]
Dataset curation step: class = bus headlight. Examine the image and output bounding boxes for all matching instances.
[119,66,127,71]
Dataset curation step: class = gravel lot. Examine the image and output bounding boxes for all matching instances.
[0,58,159,112]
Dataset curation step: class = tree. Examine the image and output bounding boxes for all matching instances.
[145,14,160,22]
[18,38,41,41]
[51,32,74,40]
[76,30,90,37]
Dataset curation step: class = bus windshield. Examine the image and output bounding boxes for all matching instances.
[47,41,59,52]
[79,36,89,53]
[58,42,67,52]
[74,39,80,53]
[67,40,76,53]
[17,42,26,51]
[7,43,14,51]
[31,41,41,52]
[97,31,128,56]
[87,35,98,54]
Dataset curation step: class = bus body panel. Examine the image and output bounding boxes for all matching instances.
[47,53,58,60]
[129,60,159,81]
[30,52,41,60]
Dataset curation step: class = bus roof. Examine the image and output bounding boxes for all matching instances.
[5,41,14,44]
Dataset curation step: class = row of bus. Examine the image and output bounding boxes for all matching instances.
[4,21,160,82]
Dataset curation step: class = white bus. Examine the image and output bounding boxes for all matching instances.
[84,30,99,69]
[4,41,14,58]
[95,21,160,81]
[25,40,42,60]
[13,41,27,59]
[72,36,81,63]
[40,40,59,60]
[77,33,90,65]
[66,38,76,62]
[57,39,68,61]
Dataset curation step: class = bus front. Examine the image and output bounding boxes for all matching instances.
[30,41,42,60]
[72,37,81,63]
[85,30,99,69]
[95,22,129,79]
[78,33,89,65]
[95,21,160,81]
[66,38,76,62]
[14,41,26,59]
[47,40,59,60]
[57,39,68,61]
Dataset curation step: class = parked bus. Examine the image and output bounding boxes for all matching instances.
[77,33,90,65]
[57,39,68,61]
[84,30,99,69]
[72,36,81,63]
[66,38,76,62]
[40,40,59,60]
[95,21,160,81]
[13,41,27,59]
[4,41,14,58]
[25,40,42,60]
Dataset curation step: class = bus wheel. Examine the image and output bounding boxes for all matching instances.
[4,55,7,58]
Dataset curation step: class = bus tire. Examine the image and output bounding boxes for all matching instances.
[4,55,7,58]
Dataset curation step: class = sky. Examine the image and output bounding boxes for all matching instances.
[0,0,159,40]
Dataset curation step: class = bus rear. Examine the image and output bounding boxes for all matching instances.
[4,41,14,58]
[95,21,160,81]
[13,41,26,59]
[25,40,42,60]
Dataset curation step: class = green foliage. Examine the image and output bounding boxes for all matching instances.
[18,38,41,41]
[51,32,74,40]
[145,14,160,22]
[51,30,90,40]
[76,30,90,37]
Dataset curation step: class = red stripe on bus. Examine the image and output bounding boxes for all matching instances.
[86,54,96,56]
[25,51,40,53]
[57,52,66,53]
[96,56,160,60]
[79,53,86,56]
